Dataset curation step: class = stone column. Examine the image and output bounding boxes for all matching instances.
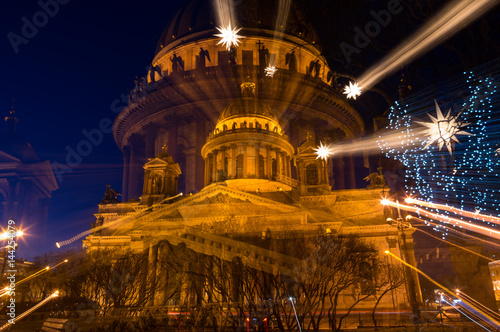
[155,243,165,306]
[281,152,287,177]
[333,156,345,190]
[402,241,423,304]
[242,144,248,177]
[228,144,237,179]
[147,242,158,307]
[265,146,271,178]
[167,124,178,161]
[344,154,356,189]
[184,147,197,194]
[194,121,207,192]
[204,154,211,186]
[213,150,217,182]
[128,135,145,200]
[122,146,130,201]
[286,155,291,177]
[144,124,160,159]
[255,144,260,178]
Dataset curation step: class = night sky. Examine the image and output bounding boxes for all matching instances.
[1,0,180,259]
[1,0,499,260]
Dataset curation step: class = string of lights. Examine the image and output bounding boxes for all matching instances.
[378,60,500,239]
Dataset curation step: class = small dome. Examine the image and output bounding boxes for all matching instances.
[217,81,278,123]
[218,99,278,123]
[155,144,175,164]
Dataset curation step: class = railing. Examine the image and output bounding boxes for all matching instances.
[275,174,299,188]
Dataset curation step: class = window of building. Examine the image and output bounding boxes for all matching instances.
[306,164,318,185]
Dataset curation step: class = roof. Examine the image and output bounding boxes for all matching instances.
[0,130,39,163]
[155,0,319,54]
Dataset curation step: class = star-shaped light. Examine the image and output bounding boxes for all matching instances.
[264,65,277,77]
[495,147,500,156]
[416,100,472,155]
[214,24,244,51]
[314,142,334,160]
[343,81,362,99]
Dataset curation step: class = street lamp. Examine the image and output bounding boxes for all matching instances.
[386,203,421,323]
[1,227,23,275]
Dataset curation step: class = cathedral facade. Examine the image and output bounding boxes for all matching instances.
[84,0,421,315]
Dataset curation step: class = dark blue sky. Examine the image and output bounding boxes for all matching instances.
[1,0,180,259]
[1,0,499,260]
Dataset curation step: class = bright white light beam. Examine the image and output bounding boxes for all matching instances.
[382,199,500,240]
[406,197,500,225]
[0,291,59,330]
[358,0,499,91]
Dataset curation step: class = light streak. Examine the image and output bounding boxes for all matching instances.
[406,198,500,226]
[457,290,500,321]
[413,227,494,262]
[412,216,500,250]
[441,298,492,332]
[358,0,499,91]
[385,251,500,328]
[289,297,303,332]
[0,259,68,294]
[0,291,59,330]
[381,199,500,240]
[56,193,184,247]
[343,81,362,100]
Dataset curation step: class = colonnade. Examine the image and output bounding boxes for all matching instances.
[204,144,292,185]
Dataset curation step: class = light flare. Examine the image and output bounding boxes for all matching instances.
[264,65,278,77]
[313,142,334,160]
[416,100,472,155]
[214,24,244,51]
[343,81,362,99]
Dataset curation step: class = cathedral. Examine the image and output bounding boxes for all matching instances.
[83,0,422,314]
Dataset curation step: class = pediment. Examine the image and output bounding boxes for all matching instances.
[144,158,170,167]
[154,184,299,220]
[0,150,20,163]
[297,144,317,155]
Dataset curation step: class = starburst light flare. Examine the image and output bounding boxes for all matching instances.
[343,81,362,100]
[416,100,472,155]
[313,142,334,160]
[264,65,277,77]
[214,24,244,51]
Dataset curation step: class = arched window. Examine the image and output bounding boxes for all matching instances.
[236,154,244,178]
[306,164,318,185]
